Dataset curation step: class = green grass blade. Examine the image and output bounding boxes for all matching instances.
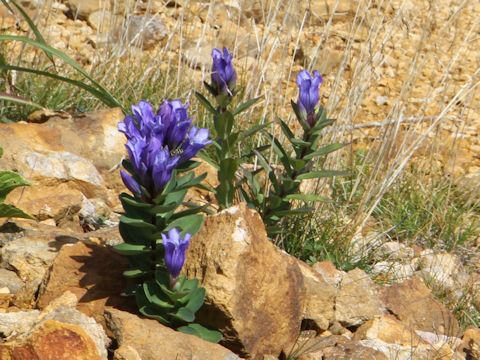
[0,64,119,108]
[0,35,124,111]
[0,92,43,109]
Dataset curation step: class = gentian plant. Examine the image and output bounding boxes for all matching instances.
[114,100,222,342]
[195,47,264,209]
[240,70,348,237]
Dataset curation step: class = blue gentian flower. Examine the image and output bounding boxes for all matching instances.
[118,100,212,199]
[162,228,191,279]
[296,70,323,126]
[211,47,237,96]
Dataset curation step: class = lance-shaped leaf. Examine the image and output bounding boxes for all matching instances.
[284,194,331,202]
[165,214,204,237]
[297,170,350,180]
[303,143,347,161]
[194,91,216,114]
[291,100,310,131]
[0,171,30,200]
[177,324,223,343]
[0,92,43,110]
[113,243,152,256]
[0,203,33,219]
[233,96,261,115]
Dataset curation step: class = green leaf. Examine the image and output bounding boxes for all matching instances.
[143,281,176,310]
[194,91,216,114]
[296,170,350,180]
[0,35,123,111]
[284,194,330,202]
[291,100,310,131]
[0,171,30,200]
[215,111,235,139]
[122,268,150,278]
[233,96,261,115]
[0,203,32,219]
[120,215,157,231]
[0,146,3,158]
[196,150,219,170]
[119,193,152,209]
[272,207,314,217]
[170,204,210,220]
[165,214,204,237]
[172,307,195,322]
[202,81,217,97]
[240,121,270,140]
[176,172,207,191]
[303,143,347,161]
[177,324,223,343]
[113,243,151,256]
[290,138,311,147]
[0,92,43,110]
[185,287,205,313]
[278,118,295,139]
[0,64,118,108]
[265,134,292,176]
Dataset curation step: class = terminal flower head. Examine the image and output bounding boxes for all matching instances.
[211,47,237,96]
[296,70,323,126]
[162,228,191,280]
[118,100,211,199]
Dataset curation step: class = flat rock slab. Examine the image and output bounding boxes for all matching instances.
[37,241,134,330]
[105,308,240,360]
[380,276,459,336]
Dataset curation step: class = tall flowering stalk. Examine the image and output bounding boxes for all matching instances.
[240,70,348,238]
[114,100,221,342]
[195,47,262,209]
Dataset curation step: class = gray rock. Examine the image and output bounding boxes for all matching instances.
[122,15,167,50]
[335,268,385,327]
[1,236,60,307]
[0,268,24,294]
[0,310,40,338]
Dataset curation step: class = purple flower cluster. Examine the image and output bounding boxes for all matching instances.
[296,70,323,127]
[211,48,237,96]
[162,228,191,279]
[119,100,212,199]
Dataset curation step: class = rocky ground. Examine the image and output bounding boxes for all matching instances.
[0,0,479,359]
[0,109,478,359]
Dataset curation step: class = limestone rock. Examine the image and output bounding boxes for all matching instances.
[312,261,345,287]
[122,15,167,50]
[335,268,385,327]
[354,315,425,345]
[0,107,125,180]
[88,9,124,33]
[37,241,133,330]
[104,308,240,360]
[6,183,85,221]
[297,335,388,360]
[417,251,468,299]
[0,268,24,294]
[297,260,336,330]
[380,277,460,336]
[1,235,62,307]
[461,328,480,359]
[0,319,103,360]
[0,310,40,338]
[66,0,109,19]
[183,203,304,358]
